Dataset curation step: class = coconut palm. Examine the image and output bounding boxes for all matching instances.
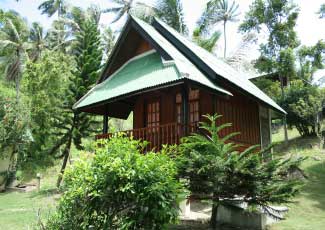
[101,26,116,61]
[199,0,240,58]
[38,0,67,18]
[193,28,221,53]
[103,0,154,24]
[154,0,188,34]
[46,21,68,52]
[0,11,30,100]
[29,22,46,61]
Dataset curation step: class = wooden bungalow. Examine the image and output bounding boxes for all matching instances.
[73,16,286,151]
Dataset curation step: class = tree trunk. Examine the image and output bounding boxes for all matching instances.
[56,133,73,188]
[210,196,219,229]
[223,21,227,58]
[15,72,20,102]
[280,76,288,144]
[283,116,289,144]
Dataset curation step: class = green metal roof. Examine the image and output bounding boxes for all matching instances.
[73,51,229,110]
[153,18,286,114]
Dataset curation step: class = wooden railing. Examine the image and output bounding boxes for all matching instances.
[96,122,199,151]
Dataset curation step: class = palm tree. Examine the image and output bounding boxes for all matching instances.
[0,11,30,100]
[102,0,136,23]
[29,22,46,61]
[101,26,116,61]
[103,0,154,24]
[154,0,188,34]
[193,28,221,52]
[200,0,240,58]
[38,0,67,18]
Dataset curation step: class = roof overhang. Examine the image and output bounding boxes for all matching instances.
[152,18,286,115]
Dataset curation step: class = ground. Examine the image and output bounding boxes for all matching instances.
[0,128,325,229]
[0,165,59,230]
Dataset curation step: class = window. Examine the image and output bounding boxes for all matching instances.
[189,89,199,133]
[175,89,200,125]
[176,93,182,124]
[146,100,160,132]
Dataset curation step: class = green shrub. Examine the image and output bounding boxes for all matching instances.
[279,80,322,136]
[45,135,184,230]
[177,114,304,228]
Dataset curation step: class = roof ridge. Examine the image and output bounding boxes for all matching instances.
[152,17,286,114]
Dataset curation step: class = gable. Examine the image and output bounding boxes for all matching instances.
[99,18,172,83]
[152,18,286,115]
[74,16,233,114]
[106,27,153,77]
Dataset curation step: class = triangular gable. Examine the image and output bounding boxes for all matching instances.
[74,16,231,114]
[98,16,173,83]
[152,18,286,114]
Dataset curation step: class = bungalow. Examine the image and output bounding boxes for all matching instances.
[73,16,286,151]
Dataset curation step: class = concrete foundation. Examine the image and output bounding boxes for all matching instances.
[179,198,288,230]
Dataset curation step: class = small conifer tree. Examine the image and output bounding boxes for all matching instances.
[178,114,305,229]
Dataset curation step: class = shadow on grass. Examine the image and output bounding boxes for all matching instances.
[302,160,325,211]
[273,136,320,154]
[170,222,249,230]
[29,187,60,199]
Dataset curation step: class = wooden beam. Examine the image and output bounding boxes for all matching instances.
[181,84,189,136]
[103,115,109,134]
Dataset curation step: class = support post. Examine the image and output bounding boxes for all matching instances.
[103,115,109,134]
[212,94,216,115]
[181,85,189,136]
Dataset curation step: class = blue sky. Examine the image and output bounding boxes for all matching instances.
[1,0,324,78]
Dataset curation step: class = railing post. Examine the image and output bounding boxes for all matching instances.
[181,85,189,136]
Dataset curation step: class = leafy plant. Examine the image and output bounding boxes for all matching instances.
[44,135,185,230]
[199,0,240,58]
[279,80,323,137]
[177,114,304,229]
[0,88,30,188]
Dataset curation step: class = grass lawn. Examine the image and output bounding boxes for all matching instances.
[0,164,59,230]
[270,129,325,230]
[0,130,325,230]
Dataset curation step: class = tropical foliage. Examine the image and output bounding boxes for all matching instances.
[177,114,305,228]
[279,81,323,137]
[199,0,240,58]
[45,135,184,230]
[38,0,67,18]
[0,10,30,100]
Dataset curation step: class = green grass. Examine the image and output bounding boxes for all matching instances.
[1,129,325,229]
[270,129,325,230]
[0,189,58,230]
[0,164,60,230]
[272,127,300,143]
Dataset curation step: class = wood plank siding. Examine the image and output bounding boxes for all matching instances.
[132,87,260,151]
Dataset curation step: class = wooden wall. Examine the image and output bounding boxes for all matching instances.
[133,87,180,129]
[107,28,153,77]
[216,95,260,145]
[132,86,261,149]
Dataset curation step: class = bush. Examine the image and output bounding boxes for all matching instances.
[279,80,322,136]
[45,135,184,230]
[0,88,30,188]
[177,114,304,228]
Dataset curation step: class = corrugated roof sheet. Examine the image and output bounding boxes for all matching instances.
[131,17,231,96]
[73,51,230,110]
[153,18,286,114]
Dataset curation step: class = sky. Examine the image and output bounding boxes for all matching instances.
[1,0,324,78]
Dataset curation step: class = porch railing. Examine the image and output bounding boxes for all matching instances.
[96,122,199,151]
